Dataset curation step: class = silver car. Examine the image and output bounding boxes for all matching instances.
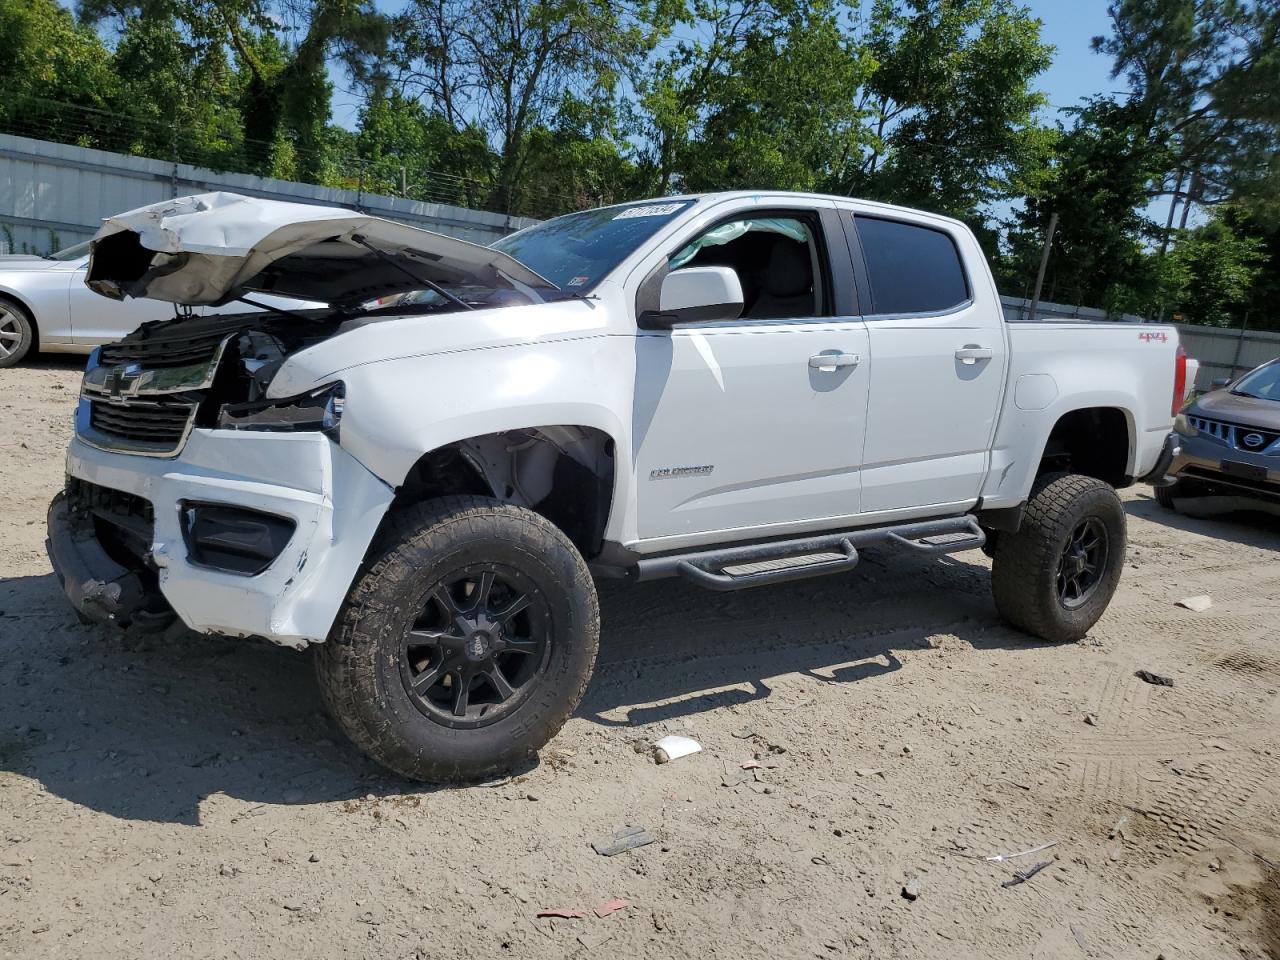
[1,242,317,367]
[0,242,181,367]
[1159,358,1280,508]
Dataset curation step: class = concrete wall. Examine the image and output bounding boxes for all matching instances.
[0,133,536,254]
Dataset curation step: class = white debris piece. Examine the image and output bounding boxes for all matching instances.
[653,735,702,764]
[1176,595,1213,612]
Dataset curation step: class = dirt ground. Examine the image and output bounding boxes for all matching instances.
[2,357,1279,960]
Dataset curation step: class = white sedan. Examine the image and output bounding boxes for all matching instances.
[0,241,317,367]
[0,242,188,366]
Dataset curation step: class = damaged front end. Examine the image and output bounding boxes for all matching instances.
[46,482,173,630]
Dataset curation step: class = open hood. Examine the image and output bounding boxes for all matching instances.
[85,192,557,307]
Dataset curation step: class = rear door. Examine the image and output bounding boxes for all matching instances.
[847,210,1007,514]
[633,202,871,543]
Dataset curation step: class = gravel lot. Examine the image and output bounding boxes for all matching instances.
[2,357,1279,960]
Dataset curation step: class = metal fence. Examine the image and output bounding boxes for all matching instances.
[1172,323,1280,387]
[0,132,536,255]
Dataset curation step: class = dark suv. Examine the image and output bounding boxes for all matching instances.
[1159,358,1280,508]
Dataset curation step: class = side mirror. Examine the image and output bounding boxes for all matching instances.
[1210,377,1231,389]
[644,266,744,327]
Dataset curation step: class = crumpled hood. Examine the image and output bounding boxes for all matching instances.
[85,192,556,306]
[1193,387,1280,429]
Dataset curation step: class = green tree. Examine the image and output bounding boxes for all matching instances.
[640,0,875,194]
[396,0,653,213]
[109,16,245,168]
[1162,214,1265,327]
[0,0,120,144]
[999,97,1172,313]
[850,0,1056,220]
[78,0,391,181]
[1095,0,1280,231]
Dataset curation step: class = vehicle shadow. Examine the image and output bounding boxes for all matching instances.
[0,547,1035,825]
[1125,490,1280,552]
[25,352,91,371]
[579,547,1036,727]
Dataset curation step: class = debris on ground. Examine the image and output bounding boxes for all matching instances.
[985,840,1058,862]
[1108,815,1128,840]
[902,876,924,901]
[576,929,614,950]
[855,768,885,778]
[591,825,657,857]
[1084,713,1098,726]
[1135,669,1175,687]
[592,898,630,919]
[536,908,586,919]
[1070,923,1089,954]
[653,734,701,764]
[1176,595,1213,612]
[1001,860,1053,888]
[730,726,757,739]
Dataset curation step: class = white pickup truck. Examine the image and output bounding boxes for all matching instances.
[47,191,1185,781]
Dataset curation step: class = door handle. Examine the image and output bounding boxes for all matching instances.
[955,345,993,365]
[809,352,860,372]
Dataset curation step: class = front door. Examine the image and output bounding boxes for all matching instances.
[633,207,870,543]
[850,213,1007,514]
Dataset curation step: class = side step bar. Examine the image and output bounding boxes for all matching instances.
[632,516,986,592]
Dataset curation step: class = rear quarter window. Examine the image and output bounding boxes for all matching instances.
[855,215,969,315]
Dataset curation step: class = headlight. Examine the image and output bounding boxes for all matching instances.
[217,381,345,436]
[1173,412,1197,437]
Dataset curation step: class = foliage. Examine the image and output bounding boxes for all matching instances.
[1,0,1277,328]
[850,0,1056,220]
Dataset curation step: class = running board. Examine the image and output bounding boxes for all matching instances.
[632,516,986,592]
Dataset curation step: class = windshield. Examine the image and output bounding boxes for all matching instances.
[1232,361,1280,401]
[46,241,91,262]
[491,200,695,294]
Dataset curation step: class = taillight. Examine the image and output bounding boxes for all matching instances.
[1172,343,1187,415]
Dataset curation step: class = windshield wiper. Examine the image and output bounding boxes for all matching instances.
[350,235,474,311]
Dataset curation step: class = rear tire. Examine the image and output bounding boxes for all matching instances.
[991,473,1126,643]
[315,496,599,782]
[0,300,35,368]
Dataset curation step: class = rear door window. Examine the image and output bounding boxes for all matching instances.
[854,215,969,315]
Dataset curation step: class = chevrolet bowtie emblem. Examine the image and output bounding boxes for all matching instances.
[107,362,144,402]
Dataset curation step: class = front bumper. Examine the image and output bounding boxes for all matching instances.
[50,430,394,648]
[1167,430,1280,501]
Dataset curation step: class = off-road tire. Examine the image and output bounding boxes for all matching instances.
[1153,479,1182,509]
[991,473,1126,643]
[0,299,35,368]
[315,496,599,782]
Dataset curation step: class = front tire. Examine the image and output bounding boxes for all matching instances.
[1153,479,1184,509]
[316,496,600,782]
[991,473,1126,643]
[0,300,35,368]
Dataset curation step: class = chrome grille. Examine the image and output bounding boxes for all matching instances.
[98,327,230,369]
[84,397,198,455]
[1187,415,1279,455]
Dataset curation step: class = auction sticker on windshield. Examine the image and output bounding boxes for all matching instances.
[614,203,687,219]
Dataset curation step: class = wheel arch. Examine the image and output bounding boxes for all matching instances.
[384,425,619,559]
[1035,405,1134,487]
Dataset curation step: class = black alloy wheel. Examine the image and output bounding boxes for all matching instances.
[400,565,550,728]
[1057,517,1108,610]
